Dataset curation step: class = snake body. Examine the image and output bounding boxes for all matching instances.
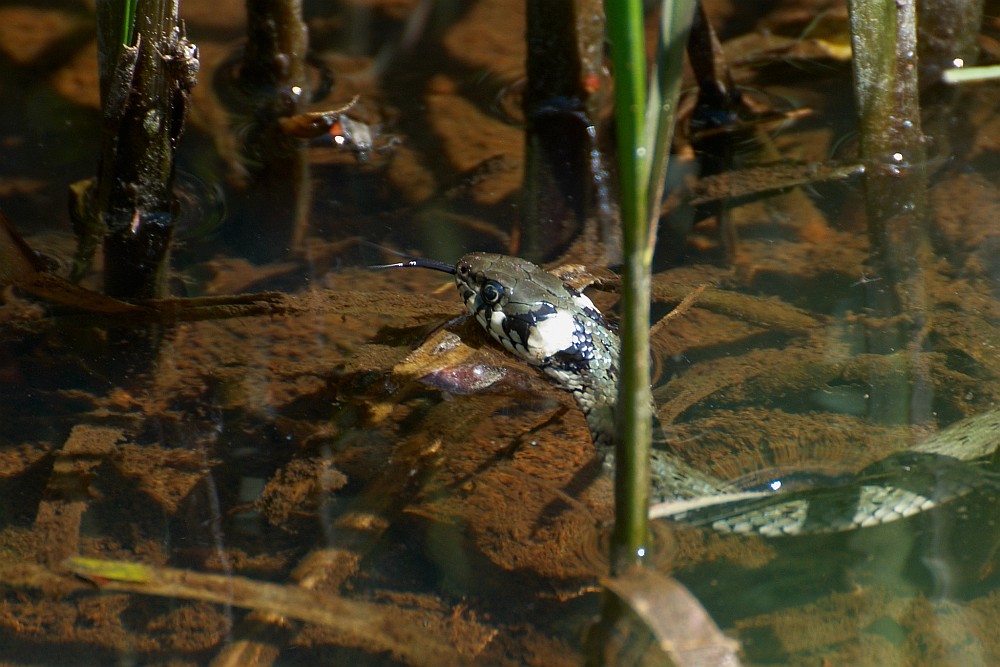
[381,252,1000,536]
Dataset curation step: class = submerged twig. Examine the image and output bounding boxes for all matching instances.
[649,284,706,339]
[34,426,122,567]
[66,557,462,665]
[681,160,864,209]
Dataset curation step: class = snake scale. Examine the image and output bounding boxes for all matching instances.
[377,252,1000,537]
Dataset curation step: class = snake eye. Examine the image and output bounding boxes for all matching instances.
[481,280,504,305]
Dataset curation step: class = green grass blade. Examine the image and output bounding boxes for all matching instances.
[123,0,138,46]
[646,0,696,228]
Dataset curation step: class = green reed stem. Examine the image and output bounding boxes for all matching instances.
[606,0,694,575]
[122,0,138,46]
[590,3,703,660]
[605,0,651,575]
[646,0,696,228]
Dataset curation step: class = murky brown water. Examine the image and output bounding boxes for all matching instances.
[4,1,1000,665]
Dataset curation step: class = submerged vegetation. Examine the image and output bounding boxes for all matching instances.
[1,0,1000,664]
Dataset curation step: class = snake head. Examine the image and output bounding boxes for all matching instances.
[372,252,618,390]
[372,251,620,455]
[453,253,616,372]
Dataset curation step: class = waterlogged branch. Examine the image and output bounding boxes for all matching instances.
[65,557,461,665]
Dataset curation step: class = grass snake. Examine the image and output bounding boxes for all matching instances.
[377,252,1000,537]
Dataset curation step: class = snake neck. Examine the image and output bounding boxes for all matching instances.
[536,313,621,452]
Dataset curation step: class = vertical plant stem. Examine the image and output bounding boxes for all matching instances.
[589,3,701,661]
[96,0,198,300]
[229,0,311,261]
[848,0,932,425]
[587,0,651,655]
[521,0,618,264]
[646,0,696,230]
[122,0,138,46]
[605,0,650,574]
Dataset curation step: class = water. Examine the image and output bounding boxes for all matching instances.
[2,1,1000,665]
